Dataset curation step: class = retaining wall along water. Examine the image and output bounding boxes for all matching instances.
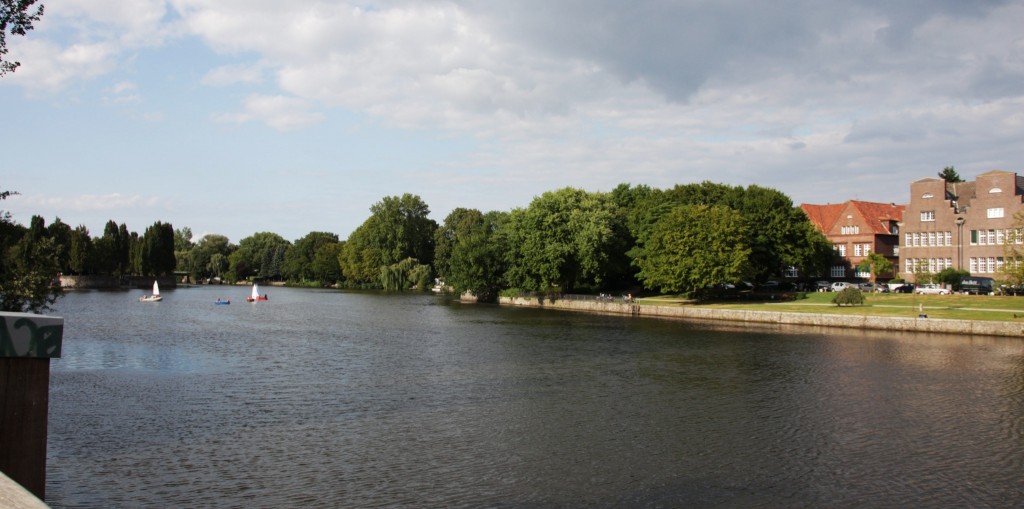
[498,296,1024,338]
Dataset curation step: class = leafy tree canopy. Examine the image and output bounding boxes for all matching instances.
[938,166,963,183]
[633,204,753,295]
[0,0,44,76]
[504,188,620,292]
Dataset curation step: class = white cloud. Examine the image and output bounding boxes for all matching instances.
[213,94,325,131]
[21,193,162,211]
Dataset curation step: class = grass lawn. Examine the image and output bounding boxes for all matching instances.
[639,291,1024,322]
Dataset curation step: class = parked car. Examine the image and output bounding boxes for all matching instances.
[891,284,914,293]
[830,282,854,292]
[915,284,950,295]
[858,282,888,293]
[814,281,831,292]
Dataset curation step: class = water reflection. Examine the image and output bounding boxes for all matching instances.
[45,287,1024,507]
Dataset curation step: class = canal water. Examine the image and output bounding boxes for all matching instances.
[45,286,1024,507]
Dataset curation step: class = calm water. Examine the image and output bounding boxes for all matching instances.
[44,286,1024,508]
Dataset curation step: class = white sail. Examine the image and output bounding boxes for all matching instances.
[153,280,160,296]
[251,283,260,300]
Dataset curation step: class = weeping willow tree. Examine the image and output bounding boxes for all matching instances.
[380,258,433,292]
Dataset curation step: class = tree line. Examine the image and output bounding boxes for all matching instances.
[2,181,840,311]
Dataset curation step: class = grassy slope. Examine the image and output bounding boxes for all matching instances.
[639,292,1024,322]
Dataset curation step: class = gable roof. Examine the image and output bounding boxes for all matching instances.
[800,200,904,235]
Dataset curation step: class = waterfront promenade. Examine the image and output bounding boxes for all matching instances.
[499,294,1024,338]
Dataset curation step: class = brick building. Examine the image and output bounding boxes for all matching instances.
[800,200,904,282]
[901,170,1024,282]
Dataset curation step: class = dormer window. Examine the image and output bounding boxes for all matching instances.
[990,187,1003,194]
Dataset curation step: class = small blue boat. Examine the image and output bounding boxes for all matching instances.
[215,299,231,305]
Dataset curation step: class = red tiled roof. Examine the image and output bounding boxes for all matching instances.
[799,203,844,231]
[849,200,905,235]
[800,200,904,235]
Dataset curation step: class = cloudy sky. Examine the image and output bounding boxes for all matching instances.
[3,0,1023,242]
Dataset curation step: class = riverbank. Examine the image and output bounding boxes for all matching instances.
[498,295,1024,338]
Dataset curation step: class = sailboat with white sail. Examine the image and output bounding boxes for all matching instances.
[139,280,162,302]
[246,282,268,302]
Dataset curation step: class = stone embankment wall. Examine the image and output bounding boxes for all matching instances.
[60,275,178,289]
[499,296,1024,338]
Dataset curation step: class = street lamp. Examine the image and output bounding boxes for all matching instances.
[956,216,966,271]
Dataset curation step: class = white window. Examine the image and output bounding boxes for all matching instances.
[830,265,846,278]
[855,270,871,278]
[784,266,799,278]
[905,233,911,246]
[912,232,920,247]
[997,229,1005,245]
[854,244,862,256]
[944,232,951,246]
[928,232,936,246]
[863,244,871,255]
[988,230,996,244]
[921,211,936,222]
[837,244,846,256]
[945,258,953,270]
[987,208,1004,218]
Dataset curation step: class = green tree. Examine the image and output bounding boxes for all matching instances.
[174,226,194,273]
[282,231,340,283]
[434,207,484,282]
[937,267,969,291]
[311,241,343,286]
[0,192,62,312]
[619,182,830,282]
[47,217,72,273]
[68,224,93,275]
[832,287,865,306]
[503,188,621,292]
[446,210,509,302]
[856,252,894,283]
[340,194,437,286]
[236,232,291,281]
[938,166,963,183]
[632,204,753,295]
[141,221,176,276]
[0,0,44,76]
[189,234,234,281]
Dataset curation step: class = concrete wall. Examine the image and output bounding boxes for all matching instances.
[499,296,1024,338]
[60,275,177,289]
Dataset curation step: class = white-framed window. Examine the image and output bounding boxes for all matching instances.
[987,207,1005,218]
[855,270,870,278]
[997,229,1005,245]
[863,244,871,255]
[854,244,862,256]
[988,230,996,244]
[912,232,920,247]
[784,266,799,278]
[905,233,911,246]
[840,225,860,235]
[921,211,936,222]
[944,232,952,246]
[928,232,936,246]
[945,258,953,270]
[836,244,846,256]
[830,265,846,278]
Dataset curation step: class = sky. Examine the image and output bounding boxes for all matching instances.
[2,0,1023,243]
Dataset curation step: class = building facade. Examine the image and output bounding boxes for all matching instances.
[900,170,1024,282]
[800,200,904,281]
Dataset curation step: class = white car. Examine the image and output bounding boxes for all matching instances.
[830,282,854,292]
[915,284,950,295]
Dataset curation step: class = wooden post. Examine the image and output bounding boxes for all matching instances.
[0,312,64,502]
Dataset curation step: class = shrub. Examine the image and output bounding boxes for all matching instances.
[832,287,865,306]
